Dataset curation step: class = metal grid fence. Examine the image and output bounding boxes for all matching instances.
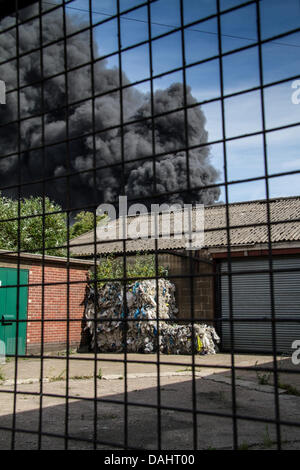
[0,0,299,451]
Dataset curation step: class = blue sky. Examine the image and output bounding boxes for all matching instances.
[50,0,300,204]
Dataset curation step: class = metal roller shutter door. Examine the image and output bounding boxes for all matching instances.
[220,257,300,353]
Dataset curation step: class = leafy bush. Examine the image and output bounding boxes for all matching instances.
[92,254,169,286]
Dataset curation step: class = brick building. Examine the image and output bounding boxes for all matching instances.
[70,196,300,354]
[0,251,93,355]
[70,207,216,326]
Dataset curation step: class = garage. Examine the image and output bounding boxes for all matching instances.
[219,256,300,353]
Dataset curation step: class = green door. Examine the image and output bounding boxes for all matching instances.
[0,268,28,356]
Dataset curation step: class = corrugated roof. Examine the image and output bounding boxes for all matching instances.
[69,197,300,256]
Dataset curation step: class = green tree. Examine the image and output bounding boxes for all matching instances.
[70,211,105,239]
[0,193,67,256]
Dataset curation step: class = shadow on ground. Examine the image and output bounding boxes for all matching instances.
[0,356,300,450]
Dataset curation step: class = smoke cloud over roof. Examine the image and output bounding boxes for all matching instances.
[0,4,220,211]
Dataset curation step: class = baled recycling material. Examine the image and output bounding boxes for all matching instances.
[84,279,220,354]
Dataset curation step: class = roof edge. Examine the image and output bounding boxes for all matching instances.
[0,249,95,266]
[204,195,300,210]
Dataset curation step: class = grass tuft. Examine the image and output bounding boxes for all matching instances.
[255,361,271,386]
[278,381,300,396]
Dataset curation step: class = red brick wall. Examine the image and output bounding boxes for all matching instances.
[26,263,89,353]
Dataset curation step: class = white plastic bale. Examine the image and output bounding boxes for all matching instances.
[84,279,219,354]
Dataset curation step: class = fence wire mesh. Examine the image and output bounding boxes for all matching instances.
[0,0,299,452]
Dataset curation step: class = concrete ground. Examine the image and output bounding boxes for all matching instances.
[0,352,300,450]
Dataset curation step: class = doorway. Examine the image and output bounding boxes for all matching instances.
[0,268,28,356]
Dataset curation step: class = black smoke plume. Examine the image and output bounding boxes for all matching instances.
[0,4,220,211]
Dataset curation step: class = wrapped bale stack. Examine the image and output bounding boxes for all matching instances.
[84,279,219,354]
